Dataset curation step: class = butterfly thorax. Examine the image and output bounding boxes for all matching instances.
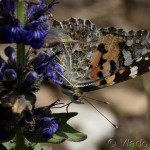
[60,84,84,104]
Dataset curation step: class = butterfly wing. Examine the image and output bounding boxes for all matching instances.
[52,18,100,85]
[51,18,150,91]
[82,51,150,92]
[78,27,150,90]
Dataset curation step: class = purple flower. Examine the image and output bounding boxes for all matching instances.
[3,46,16,67]
[4,46,16,65]
[0,0,58,48]
[23,101,61,140]
[0,56,7,71]
[4,69,17,81]
[31,50,63,84]
[0,47,17,82]
[0,0,17,43]
[26,0,58,22]
[24,0,58,48]
[26,0,47,21]
[1,0,16,20]
[24,22,47,49]
[24,71,39,84]
[2,19,27,43]
[36,117,59,139]
[0,46,63,93]
[31,50,50,67]
[47,0,59,12]
[0,46,41,92]
[44,63,63,84]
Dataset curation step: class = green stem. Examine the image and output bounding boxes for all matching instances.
[15,132,25,150]
[17,43,25,68]
[16,1,25,68]
[16,1,25,26]
[15,2,26,149]
[140,77,150,121]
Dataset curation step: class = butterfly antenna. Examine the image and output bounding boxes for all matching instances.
[82,97,118,128]
[48,0,59,10]
[82,96,109,104]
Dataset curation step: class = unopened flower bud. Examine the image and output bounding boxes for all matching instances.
[24,71,38,84]
[4,69,17,81]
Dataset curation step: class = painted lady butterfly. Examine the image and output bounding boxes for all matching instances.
[47,17,150,104]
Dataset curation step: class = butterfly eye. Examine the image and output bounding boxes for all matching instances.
[72,93,81,100]
[72,94,79,100]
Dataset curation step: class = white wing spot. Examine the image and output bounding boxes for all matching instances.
[129,66,138,78]
[122,50,133,66]
[145,57,149,60]
[136,57,142,62]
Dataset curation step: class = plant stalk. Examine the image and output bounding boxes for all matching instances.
[140,76,150,122]
[15,2,25,149]
[15,132,25,150]
[16,1,25,68]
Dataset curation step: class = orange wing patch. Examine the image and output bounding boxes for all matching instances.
[96,68,126,86]
[90,34,123,78]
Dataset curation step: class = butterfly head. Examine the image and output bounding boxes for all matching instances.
[60,85,84,104]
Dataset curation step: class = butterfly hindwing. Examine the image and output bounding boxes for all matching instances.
[90,28,150,79]
[96,51,150,88]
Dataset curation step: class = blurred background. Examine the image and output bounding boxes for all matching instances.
[38,0,150,150]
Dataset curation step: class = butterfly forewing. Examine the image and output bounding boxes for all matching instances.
[52,18,100,86]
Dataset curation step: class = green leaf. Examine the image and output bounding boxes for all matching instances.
[28,131,66,144]
[33,144,52,150]
[53,112,78,122]
[48,134,66,144]
[0,143,7,150]
[24,140,52,150]
[27,112,87,143]
[3,140,15,150]
[59,123,87,142]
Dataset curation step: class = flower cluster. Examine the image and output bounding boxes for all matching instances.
[0,46,63,93]
[0,90,60,142]
[23,100,60,139]
[30,49,64,85]
[0,0,87,147]
[0,44,63,142]
[0,0,58,49]
[0,0,65,143]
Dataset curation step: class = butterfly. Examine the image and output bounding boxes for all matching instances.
[46,17,150,104]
